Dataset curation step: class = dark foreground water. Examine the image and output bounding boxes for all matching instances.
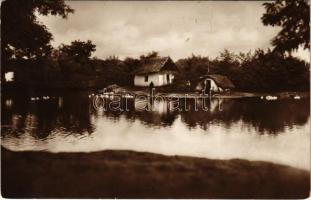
[1,91,310,170]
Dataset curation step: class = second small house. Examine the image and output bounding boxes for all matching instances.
[195,74,235,93]
[134,56,179,87]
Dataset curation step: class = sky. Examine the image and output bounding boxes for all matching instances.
[38,1,310,61]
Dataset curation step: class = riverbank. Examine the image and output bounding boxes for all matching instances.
[2,148,309,198]
[98,85,310,99]
[156,91,310,99]
[2,82,309,100]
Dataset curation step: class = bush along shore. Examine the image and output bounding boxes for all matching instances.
[2,147,310,199]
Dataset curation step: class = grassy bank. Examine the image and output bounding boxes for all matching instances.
[1,147,310,198]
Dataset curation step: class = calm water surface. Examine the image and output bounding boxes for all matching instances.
[1,92,310,170]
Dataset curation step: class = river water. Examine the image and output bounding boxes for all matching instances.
[1,92,310,170]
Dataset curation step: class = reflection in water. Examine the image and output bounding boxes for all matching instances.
[2,92,94,139]
[1,92,310,170]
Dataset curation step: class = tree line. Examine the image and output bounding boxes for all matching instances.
[1,0,309,92]
[4,47,309,92]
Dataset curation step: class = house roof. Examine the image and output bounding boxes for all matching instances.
[134,56,179,75]
[200,74,235,89]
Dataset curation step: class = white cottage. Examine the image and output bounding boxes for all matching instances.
[134,56,179,87]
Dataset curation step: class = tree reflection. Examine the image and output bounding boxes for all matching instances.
[97,96,310,134]
[180,98,309,134]
[1,92,310,139]
[1,92,94,139]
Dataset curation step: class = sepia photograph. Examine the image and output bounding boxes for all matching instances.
[1,0,310,199]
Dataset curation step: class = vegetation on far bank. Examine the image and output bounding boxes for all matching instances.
[4,48,309,93]
[1,0,310,92]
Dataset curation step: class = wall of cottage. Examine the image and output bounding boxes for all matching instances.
[134,73,175,87]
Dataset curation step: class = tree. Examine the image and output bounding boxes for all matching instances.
[1,0,74,63]
[56,40,96,78]
[217,49,239,64]
[261,0,310,53]
[58,40,96,64]
[124,57,140,72]
[139,51,159,61]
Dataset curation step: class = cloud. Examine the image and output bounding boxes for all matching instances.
[37,1,309,61]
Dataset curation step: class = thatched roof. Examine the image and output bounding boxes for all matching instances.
[134,56,179,75]
[200,74,235,89]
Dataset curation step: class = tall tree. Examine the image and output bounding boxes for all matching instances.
[261,0,310,53]
[58,40,96,64]
[139,51,159,61]
[1,0,74,63]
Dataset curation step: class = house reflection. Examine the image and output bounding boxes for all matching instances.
[132,96,224,113]
[134,97,170,114]
[133,97,178,126]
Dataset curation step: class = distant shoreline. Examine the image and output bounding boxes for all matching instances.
[2,84,310,99]
[2,147,310,198]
